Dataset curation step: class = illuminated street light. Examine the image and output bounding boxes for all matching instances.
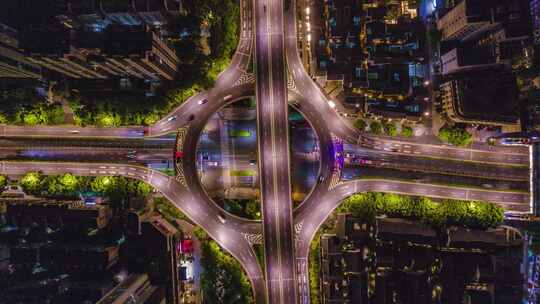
[423,80,430,86]
[424,111,430,116]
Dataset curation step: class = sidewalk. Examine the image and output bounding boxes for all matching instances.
[345,114,528,153]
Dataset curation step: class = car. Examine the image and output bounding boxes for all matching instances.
[500,137,530,146]
[198,99,208,105]
[127,154,136,159]
[207,161,219,167]
[217,214,226,224]
[188,114,195,121]
[249,159,257,166]
[69,130,80,134]
[223,95,233,101]
[166,115,177,122]
[318,175,325,183]
[263,5,266,12]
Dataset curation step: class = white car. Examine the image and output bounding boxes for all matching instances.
[166,115,177,122]
[69,130,80,134]
[198,99,208,105]
[218,215,226,224]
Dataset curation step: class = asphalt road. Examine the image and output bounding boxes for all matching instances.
[254,0,298,303]
[0,1,534,303]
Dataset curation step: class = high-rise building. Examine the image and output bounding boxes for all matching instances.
[0,22,41,84]
[439,65,521,129]
[17,21,179,90]
[95,274,165,304]
[0,1,182,91]
[127,212,183,304]
[319,213,524,304]
[437,0,532,41]
[316,0,364,82]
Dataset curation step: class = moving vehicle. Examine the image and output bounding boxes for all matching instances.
[198,99,208,105]
[249,159,257,166]
[217,213,226,224]
[167,115,177,122]
[500,137,530,146]
[188,114,195,121]
[69,130,80,134]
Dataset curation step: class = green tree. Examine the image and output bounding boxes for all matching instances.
[438,125,472,146]
[0,175,7,189]
[383,121,397,136]
[96,112,121,127]
[199,237,254,303]
[309,233,321,304]
[245,199,261,219]
[91,176,115,194]
[20,172,43,194]
[135,181,153,197]
[369,121,383,135]
[23,113,41,125]
[354,119,367,131]
[401,125,413,137]
[338,193,503,230]
[59,173,79,193]
[143,112,160,125]
[0,113,8,124]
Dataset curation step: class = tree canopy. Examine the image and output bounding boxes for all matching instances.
[338,192,503,230]
[438,125,472,146]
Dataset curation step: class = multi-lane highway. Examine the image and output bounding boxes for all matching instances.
[254,0,298,303]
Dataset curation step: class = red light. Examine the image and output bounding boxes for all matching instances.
[175,151,184,158]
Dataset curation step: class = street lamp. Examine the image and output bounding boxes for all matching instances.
[424,111,430,116]
[423,80,430,86]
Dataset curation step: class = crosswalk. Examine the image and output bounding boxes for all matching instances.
[234,72,255,87]
[243,233,263,245]
[174,126,189,187]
